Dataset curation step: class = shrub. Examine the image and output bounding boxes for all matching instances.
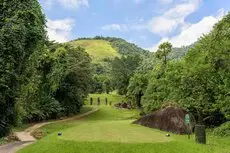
[213,121,230,137]
[204,109,226,128]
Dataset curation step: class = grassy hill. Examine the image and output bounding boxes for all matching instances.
[69,37,149,63]
[69,36,193,64]
[69,39,119,63]
[68,37,149,93]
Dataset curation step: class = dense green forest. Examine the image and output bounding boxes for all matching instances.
[127,15,230,126]
[0,1,91,137]
[70,36,191,95]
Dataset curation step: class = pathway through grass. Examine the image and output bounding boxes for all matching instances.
[18,106,230,153]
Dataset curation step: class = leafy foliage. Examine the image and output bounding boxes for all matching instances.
[19,44,92,122]
[54,45,92,115]
[0,0,46,137]
[155,42,172,66]
[127,73,148,107]
[134,13,230,126]
[72,37,149,94]
[0,0,93,137]
[213,122,230,137]
[111,55,141,95]
[141,61,183,111]
[126,54,158,107]
[176,14,230,122]
[169,44,194,60]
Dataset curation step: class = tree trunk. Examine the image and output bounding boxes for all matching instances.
[197,111,204,124]
[164,55,167,66]
[136,92,143,108]
[195,125,206,144]
[97,97,100,105]
[195,111,206,144]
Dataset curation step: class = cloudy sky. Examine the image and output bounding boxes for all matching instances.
[39,0,230,51]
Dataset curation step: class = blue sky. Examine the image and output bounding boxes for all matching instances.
[39,0,230,51]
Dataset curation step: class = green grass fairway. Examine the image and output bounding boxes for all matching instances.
[85,93,126,105]
[31,107,94,138]
[69,40,119,62]
[62,120,172,143]
[18,106,230,153]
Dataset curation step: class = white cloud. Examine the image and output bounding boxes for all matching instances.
[169,16,217,47]
[40,0,89,9]
[216,8,228,19]
[147,37,169,52]
[57,0,89,9]
[148,0,202,36]
[102,0,202,35]
[101,23,148,32]
[164,3,198,18]
[102,24,128,31]
[47,18,75,43]
[148,17,177,36]
[149,9,227,52]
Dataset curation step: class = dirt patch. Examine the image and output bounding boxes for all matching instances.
[4,133,19,143]
[31,129,45,140]
[133,107,195,134]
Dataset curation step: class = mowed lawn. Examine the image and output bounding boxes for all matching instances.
[18,106,230,153]
[85,93,126,105]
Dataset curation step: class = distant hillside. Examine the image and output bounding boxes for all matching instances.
[68,37,149,93]
[69,39,119,63]
[169,44,195,60]
[69,36,149,63]
[136,43,195,73]
[95,36,149,56]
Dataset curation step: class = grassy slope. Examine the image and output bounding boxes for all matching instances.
[69,40,119,63]
[31,107,93,139]
[18,101,230,153]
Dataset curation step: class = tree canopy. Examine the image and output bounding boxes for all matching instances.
[132,13,230,126]
[0,0,92,137]
[0,0,46,137]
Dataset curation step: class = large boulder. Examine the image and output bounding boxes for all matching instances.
[133,107,195,134]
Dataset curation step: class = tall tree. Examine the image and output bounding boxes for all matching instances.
[54,45,92,115]
[111,55,141,95]
[0,0,46,137]
[178,14,230,123]
[140,13,230,127]
[19,44,92,121]
[127,54,157,108]
[156,42,172,66]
